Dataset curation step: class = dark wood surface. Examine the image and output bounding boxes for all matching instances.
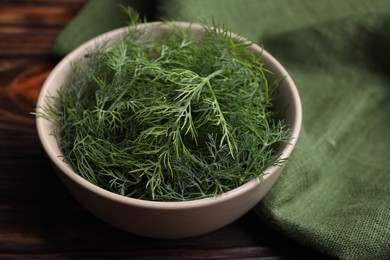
[0,1,331,259]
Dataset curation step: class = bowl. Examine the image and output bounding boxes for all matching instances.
[36,21,302,239]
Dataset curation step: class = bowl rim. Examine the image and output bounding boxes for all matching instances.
[36,21,302,210]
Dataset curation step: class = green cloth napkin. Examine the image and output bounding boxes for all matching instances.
[53,1,390,259]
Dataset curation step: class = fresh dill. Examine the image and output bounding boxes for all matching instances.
[38,14,291,201]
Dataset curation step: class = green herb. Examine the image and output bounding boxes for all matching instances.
[38,14,290,201]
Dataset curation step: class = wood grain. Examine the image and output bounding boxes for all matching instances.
[0,1,331,259]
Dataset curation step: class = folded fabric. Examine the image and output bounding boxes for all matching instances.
[53,1,390,259]
[53,0,155,57]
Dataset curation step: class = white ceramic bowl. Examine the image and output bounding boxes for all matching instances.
[36,22,302,239]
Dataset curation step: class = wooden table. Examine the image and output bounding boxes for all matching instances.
[0,1,331,259]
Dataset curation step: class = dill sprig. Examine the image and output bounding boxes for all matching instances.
[38,17,291,201]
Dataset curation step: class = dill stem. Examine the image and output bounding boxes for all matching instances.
[205,75,237,158]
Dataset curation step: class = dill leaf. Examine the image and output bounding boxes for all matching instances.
[38,17,291,201]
